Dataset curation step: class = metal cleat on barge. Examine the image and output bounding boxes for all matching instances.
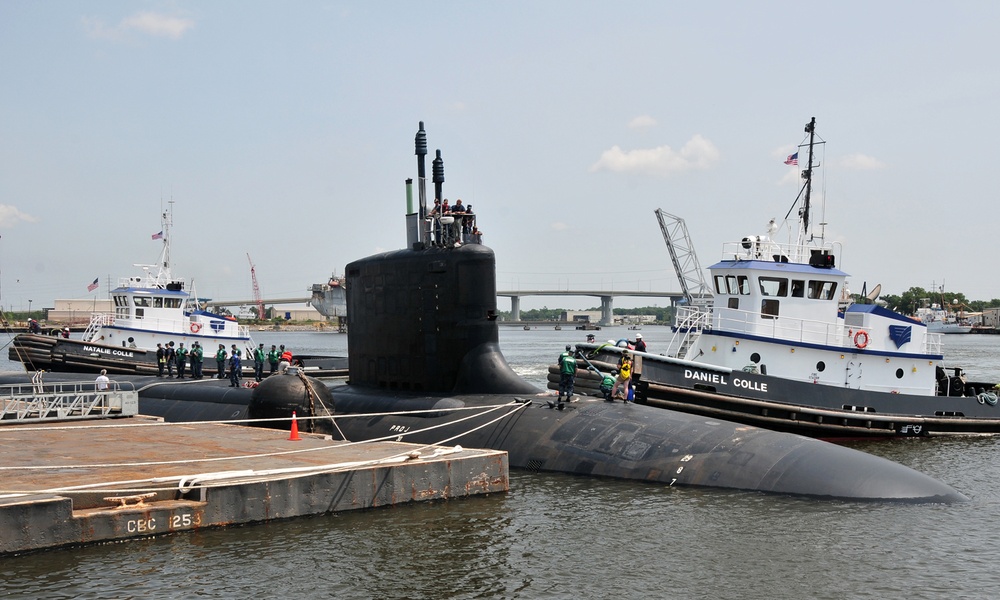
[576,118,1000,437]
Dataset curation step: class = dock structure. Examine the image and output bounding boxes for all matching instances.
[0,417,508,555]
[0,379,138,423]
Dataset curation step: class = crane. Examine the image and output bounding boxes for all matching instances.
[247,253,265,320]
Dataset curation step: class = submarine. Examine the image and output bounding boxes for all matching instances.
[242,122,965,503]
[4,122,966,503]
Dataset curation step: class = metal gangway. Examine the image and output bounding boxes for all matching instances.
[0,376,139,424]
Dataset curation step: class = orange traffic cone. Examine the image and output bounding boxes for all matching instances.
[288,410,301,441]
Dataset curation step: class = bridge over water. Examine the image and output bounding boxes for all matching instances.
[496,290,685,327]
[208,290,686,327]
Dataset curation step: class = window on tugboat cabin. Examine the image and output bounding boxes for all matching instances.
[154,297,164,308]
[791,280,805,298]
[165,298,181,309]
[761,298,779,319]
[134,297,151,307]
[714,275,727,295]
[807,280,838,300]
[113,295,129,319]
[716,274,751,296]
[758,277,788,296]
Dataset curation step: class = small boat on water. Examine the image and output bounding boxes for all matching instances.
[911,292,974,334]
[10,205,347,377]
[572,118,1000,437]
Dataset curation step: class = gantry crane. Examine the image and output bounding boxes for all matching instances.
[247,253,265,320]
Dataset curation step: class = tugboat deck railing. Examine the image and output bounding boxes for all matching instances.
[672,305,941,356]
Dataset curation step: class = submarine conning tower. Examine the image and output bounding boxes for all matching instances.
[345,122,538,396]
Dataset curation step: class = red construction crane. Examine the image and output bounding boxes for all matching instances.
[247,253,265,320]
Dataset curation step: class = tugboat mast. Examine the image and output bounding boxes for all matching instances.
[800,117,816,244]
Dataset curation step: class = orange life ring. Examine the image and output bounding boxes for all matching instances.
[190,322,202,333]
[853,330,869,349]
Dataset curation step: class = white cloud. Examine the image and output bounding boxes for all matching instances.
[837,153,886,170]
[589,134,720,176]
[550,222,570,231]
[0,205,39,228]
[83,12,194,41]
[122,12,194,39]
[628,115,657,130]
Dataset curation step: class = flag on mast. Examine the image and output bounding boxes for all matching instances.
[87,278,99,292]
[151,230,163,240]
[784,152,798,166]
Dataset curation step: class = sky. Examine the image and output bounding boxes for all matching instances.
[2,1,999,313]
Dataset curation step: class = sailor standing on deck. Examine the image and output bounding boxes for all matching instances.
[166,341,177,378]
[156,343,166,377]
[557,345,578,408]
[267,344,280,375]
[190,341,204,379]
[611,349,633,402]
[253,343,266,381]
[176,342,188,379]
[216,344,227,379]
[229,348,242,387]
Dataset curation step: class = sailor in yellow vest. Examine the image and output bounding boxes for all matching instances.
[611,349,633,402]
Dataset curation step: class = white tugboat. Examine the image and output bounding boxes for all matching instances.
[10,204,347,377]
[575,118,1000,437]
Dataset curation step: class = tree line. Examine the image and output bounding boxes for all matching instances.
[874,287,1000,314]
[499,306,675,323]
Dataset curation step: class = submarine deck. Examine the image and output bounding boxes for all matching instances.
[0,416,508,556]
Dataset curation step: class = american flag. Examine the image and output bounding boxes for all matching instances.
[151,230,163,240]
[784,152,798,166]
[87,277,99,292]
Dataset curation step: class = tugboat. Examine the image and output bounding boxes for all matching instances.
[575,118,1000,437]
[9,205,347,377]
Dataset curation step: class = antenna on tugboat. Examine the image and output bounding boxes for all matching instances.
[800,117,816,243]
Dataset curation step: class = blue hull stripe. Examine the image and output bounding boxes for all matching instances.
[705,329,944,361]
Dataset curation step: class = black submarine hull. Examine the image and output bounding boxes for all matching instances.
[321,386,966,502]
[0,370,966,502]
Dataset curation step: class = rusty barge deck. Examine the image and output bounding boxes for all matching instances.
[0,417,508,555]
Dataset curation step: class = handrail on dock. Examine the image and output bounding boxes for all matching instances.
[0,379,139,424]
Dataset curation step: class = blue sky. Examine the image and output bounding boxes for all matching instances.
[2,2,998,312]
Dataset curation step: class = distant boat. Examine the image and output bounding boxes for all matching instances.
[911,291,973,334]
[309,274,347,318]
